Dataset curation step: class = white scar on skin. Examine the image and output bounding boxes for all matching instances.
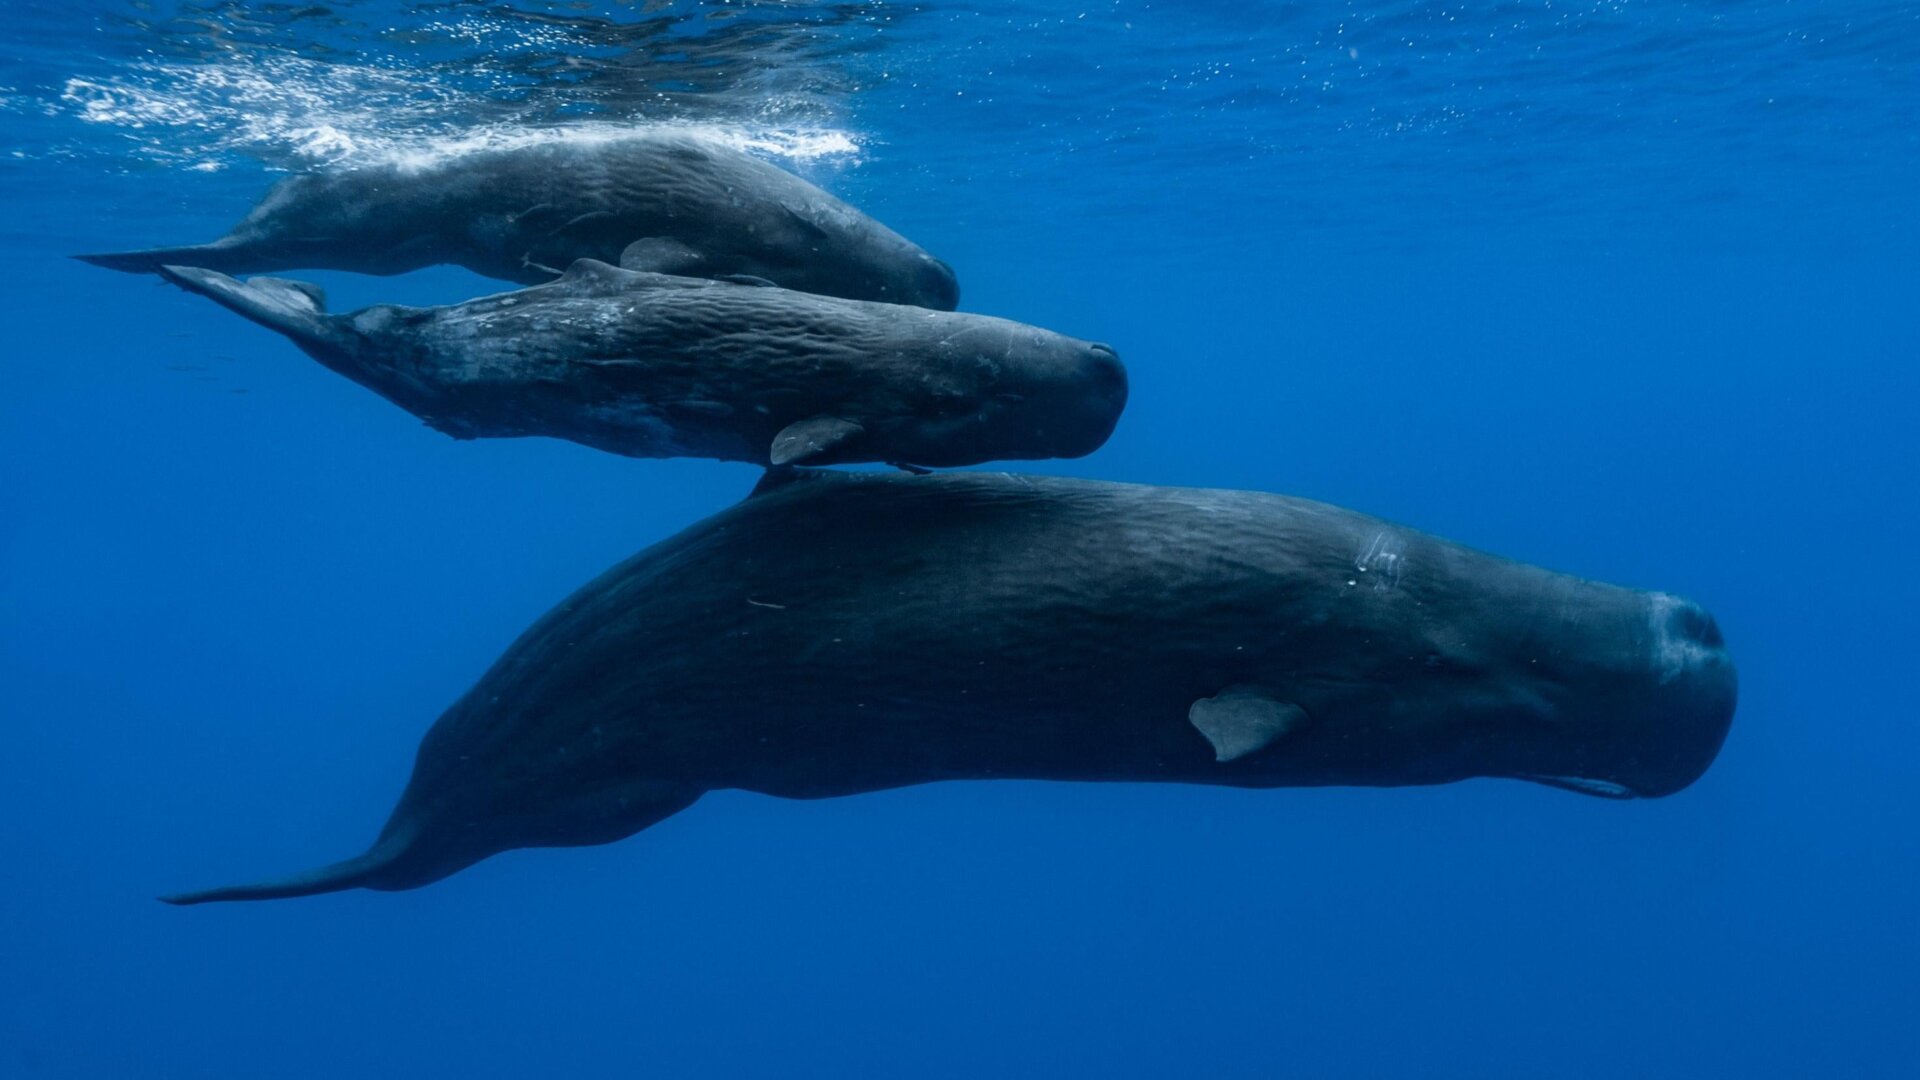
[1354,529,1406,592]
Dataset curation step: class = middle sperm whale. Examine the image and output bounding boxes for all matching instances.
[157,260,1127,468]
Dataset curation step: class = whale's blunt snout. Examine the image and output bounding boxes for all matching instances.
[917,256,960,311]
[1088,344,1126,410]
[1516,592,1736,801]
[1635,595,1738,797]
[1067,341,1128,454]
[1086,342,1123,382]
[1662,594,1725,652]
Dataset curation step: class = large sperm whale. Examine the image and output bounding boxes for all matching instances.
[155,261,1125,469]
[164,469,1738,905]
[76,131,961,309]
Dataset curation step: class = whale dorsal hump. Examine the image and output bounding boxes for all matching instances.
[769,415,865,467]
[1189,686,1308,763]
[557,258,631,284]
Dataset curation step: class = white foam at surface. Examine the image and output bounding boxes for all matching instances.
[57,55,863,174]
[366,122,865,173]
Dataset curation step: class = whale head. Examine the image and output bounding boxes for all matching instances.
[1288,539,1739,800]
[1490,591,1738,798]
[884,328,1129,468]
[762,192,962,311]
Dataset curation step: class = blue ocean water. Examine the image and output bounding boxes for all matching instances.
[1,0,1915,1075]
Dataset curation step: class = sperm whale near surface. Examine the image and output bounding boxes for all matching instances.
[77,131,961,309]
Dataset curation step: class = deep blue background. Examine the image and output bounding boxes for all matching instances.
[2,2,1916,1076]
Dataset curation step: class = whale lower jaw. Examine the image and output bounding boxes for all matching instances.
[1518,775,1639,799]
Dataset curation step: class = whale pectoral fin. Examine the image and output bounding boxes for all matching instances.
[770,415,865,467]
[619,237,708,277]
[1189,686,1308,763]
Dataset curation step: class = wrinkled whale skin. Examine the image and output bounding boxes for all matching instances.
[76,132,961,309]
[154,261,1126,469]
[165,469,1736,904]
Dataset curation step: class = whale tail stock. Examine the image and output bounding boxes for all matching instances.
[151,264,342,349]
[163,783,705,905]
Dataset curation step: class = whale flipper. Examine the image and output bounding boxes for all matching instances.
[1189,686,1308,763]
[155,265,338,347]
[619,236,708,277]
[770,415,865,467]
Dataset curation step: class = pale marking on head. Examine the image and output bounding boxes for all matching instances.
[1647,592,1713,685]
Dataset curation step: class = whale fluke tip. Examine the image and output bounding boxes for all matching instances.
[155,264,332,340]
[73,250,160,272]
[75,244,236,274]
[155,263,235,293]
[159,871,363,906]
[160,831,411,906]
[158,880,342,906]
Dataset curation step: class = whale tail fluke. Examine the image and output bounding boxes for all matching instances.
[73,241,246,275]
[162,784,704,905]
[153,264,338,346]
[160,827,416,906]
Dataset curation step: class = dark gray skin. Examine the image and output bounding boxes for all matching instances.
[164,469,1737,905]
[75,132,960,310]
[154,261,1126,469]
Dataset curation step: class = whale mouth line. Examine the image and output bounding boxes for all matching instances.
[1519,774,1640,799]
